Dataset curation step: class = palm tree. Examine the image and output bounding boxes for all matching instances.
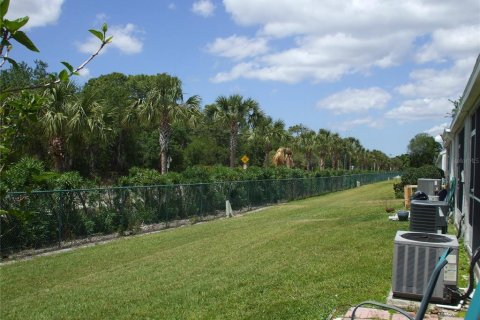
[370,149,390,171]
[329,132,343,170]
[343,137,362,170]
[248,115,286,167]
[40,81,77,171]
[357,146,367,170]
[68,89,113,175]
[138,74,201,174]
[298,129,317,170]
[208,94,260,168]
[316,129,332,170]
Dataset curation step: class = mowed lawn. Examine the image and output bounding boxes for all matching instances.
[1,180,406,320]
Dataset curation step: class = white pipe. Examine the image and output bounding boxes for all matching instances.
[436,300,464,311]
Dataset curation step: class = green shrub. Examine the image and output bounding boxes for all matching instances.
[393,182,404,199]
[1,157,47,192]
[50,172,85,189]
[119,167,182,186]
[401,165,443,186]
[181,166,213,183]
[393,165,443,198]
[208,166,242,182]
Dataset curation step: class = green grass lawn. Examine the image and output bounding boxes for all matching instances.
[1,180,408,319]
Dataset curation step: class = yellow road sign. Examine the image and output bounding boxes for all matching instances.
[241,155,249,164]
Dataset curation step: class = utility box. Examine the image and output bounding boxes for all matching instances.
[417,178,442,196]
[410,200,449,234]
[392,231,458,303]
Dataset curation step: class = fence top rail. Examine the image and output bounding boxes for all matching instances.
[5,172,400,196]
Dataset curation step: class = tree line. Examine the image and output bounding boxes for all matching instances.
[1,60,405,184]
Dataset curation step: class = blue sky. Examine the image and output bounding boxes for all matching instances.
[6,0,480,156]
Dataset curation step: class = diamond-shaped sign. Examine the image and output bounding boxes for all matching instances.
[241,155,249,164]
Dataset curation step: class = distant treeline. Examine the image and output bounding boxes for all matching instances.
[1,61,405,189]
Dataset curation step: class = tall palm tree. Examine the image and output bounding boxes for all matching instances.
[138,74,201,174]
[357,146,367,170]
[40,81,77,171]
[248,115,286,167]
[69,90,113,175]
[298,129,317,170]
[317,129,332,170]
[329,132,343,170]
[370,149,390,171]
[343,137,362,170]
[208,94,260,168]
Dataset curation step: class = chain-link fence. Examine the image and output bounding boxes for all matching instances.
[1,172,398,256]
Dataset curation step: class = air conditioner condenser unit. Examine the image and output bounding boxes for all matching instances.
[410,200,449,234]
[392,231,458,303]
[417,178,442,196]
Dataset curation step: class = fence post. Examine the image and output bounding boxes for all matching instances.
[57,192,63,248]
[120,189,126,233]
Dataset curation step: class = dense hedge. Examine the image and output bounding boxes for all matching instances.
[1,163,397,256]
[0,158,95,198]
[393,165,443,198]
[2,159,370,193]
[119,165,368,187]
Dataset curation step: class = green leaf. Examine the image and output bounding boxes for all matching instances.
[88,29,104,42]
[33,172,60,183]
[102,23,108,33]
[0,144,10,154]
[0,0,10,18]
[105,35,113,43]
[61,61,74,73]
[0,37,10,47]
[3,56,18,68]
[59,69,69,82]
[3,16,29,32]
[3,209,35,222]
[11,30,39,52]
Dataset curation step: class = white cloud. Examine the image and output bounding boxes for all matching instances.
[168,3,176,10]
[210,0,479,83]
[77,37,101,55]
[395,57,474,99]
[223,0,479,38]
[335,117,385,132]
[211,62,261,83]
[317,87,391,115]
[416,25,480,63]
[207,35,269,60]
[425,123,449,137]
[78,67,90,78]
[109,24,144,54]
[192,0,216,17]
[211,31,413,83]
[77,23,144,55]
[6,0,64,29]
[385,98,453,122]
[95,13,108,25]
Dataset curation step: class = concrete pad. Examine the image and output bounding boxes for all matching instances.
[391,313,414,320]
[345,307,390,319]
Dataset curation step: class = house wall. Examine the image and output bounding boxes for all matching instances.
[445,55,480,259]
[467,104,480,253]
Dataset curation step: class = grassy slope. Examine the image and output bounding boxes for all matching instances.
[0,181,406,319]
